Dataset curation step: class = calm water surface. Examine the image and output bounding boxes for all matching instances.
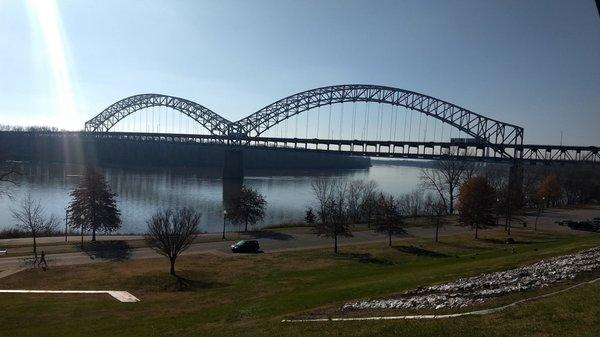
[0,163,422,233]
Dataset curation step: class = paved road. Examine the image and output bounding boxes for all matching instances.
[0,207,598,275]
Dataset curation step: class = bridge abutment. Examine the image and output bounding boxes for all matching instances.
[223,149,244,180]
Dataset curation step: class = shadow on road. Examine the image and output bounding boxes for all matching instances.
[246,230,294,241]
[394,245,450,258]
[78,240,132,261]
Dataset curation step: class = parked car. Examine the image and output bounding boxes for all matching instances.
[231,240,260,253]
[567,221,599,232]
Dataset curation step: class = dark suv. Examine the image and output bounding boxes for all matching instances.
[231,240,260,253]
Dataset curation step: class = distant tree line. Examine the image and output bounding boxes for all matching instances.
[0,124,63,132]
[307,156,600,251]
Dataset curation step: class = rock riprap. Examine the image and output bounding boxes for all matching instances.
[343,247,600,311]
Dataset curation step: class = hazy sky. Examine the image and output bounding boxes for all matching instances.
[0,0,598,145]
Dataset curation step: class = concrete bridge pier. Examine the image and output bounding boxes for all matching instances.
[223,149,244,180]
[508,161,524,202]
[505,161,524,232]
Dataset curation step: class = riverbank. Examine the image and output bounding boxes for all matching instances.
[0,206,595,261]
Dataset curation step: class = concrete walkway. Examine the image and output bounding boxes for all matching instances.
[0,289,140,302]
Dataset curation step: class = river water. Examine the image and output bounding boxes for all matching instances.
[0,162,423,233]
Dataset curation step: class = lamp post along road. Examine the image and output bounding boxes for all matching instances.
[222,209,227,240]
[64,209,69,242]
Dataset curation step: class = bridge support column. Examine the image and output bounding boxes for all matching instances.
[223,149,244,180]
[505,161,524,234]
[508,161,524,203]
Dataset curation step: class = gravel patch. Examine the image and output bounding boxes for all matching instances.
[343,247,600,311]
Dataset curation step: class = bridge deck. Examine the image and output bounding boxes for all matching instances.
[4,131,597,165]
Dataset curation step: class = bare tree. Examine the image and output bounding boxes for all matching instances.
[424,194,448,243]
[347,179,378,226]
[146,208,200,276]
[311,178,353,253]
[0,148,19,198]
[420,154,476,214]
[11,194,58,262]
[398,189,427,217]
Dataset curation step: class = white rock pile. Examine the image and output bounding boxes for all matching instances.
[343,246,600,311]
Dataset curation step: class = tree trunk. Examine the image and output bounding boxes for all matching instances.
[334,233,338,254]
[388,227,392,247]
[475,224,479,239]
[170,257,176,276]
[449,186,454,214]
[92,227,96,242]
[33,234,37,259]
[244,219,248,232]
[435,219,439,243]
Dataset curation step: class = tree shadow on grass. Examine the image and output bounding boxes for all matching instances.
[394,245,450,258]
[77,240,132,261]
[479,238,533,245]
[335,252,394,265]
[246,230,294,241]
[171,275,227,292]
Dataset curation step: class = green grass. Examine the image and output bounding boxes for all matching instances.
[0,228,599,337]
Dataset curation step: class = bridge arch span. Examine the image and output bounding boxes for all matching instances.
[84,94,231,135]
[235,84,524,147]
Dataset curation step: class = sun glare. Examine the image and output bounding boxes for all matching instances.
[27,0,77,130]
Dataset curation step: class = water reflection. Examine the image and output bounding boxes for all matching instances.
[0,163,422,233]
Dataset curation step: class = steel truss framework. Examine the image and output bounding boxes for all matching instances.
[84,85,524,156]
[236,85,524,148]
[84,94,231,135]
[29,131,600,165]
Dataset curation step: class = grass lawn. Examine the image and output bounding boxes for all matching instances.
[0,228,599,337]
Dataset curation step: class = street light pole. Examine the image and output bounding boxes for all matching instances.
[222,210,227,240]
[64,209,69,242]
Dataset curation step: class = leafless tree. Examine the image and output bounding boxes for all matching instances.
[0,148,20,198]
[420,152,477,214]
[311,178,353,253]
[424,194,448,242]
[347,179,378,225]
[146,208,200,276]
[398,189,427,217]
[11,194,58,262]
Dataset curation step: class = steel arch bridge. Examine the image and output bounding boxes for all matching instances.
[84,94,231,135]
[235,84,523,147]
[85,84,524,157]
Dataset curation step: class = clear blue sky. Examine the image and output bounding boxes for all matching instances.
[0,0,598,145]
